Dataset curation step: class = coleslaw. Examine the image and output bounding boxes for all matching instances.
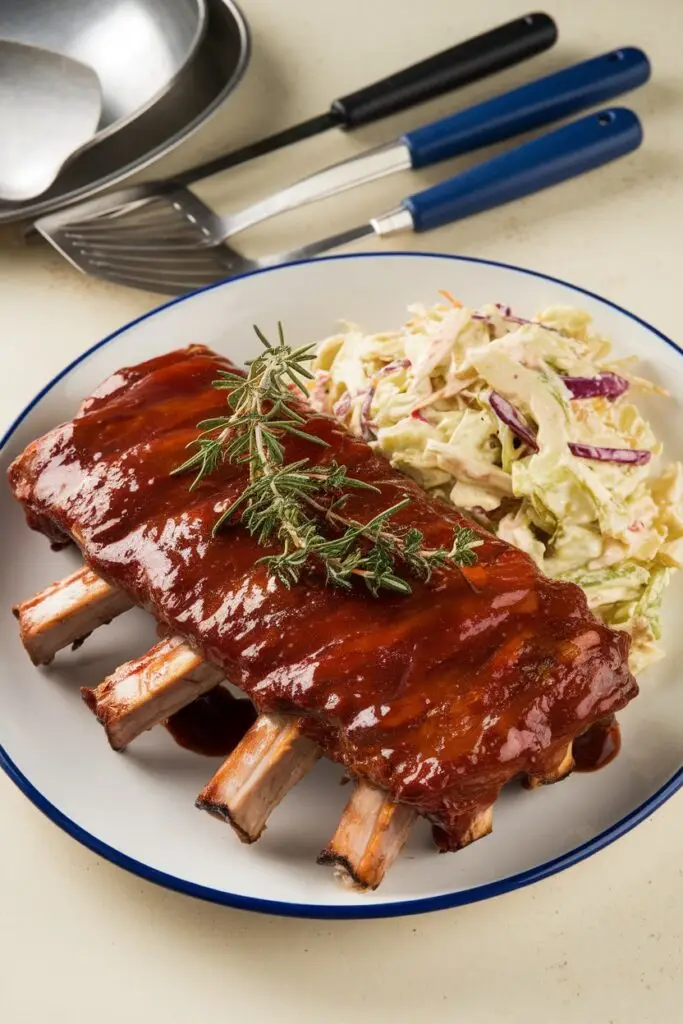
[309,294,683,673]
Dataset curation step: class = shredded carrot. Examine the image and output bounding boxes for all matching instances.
[438,289,463,308]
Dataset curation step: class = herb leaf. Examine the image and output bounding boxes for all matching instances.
[174,324,481,594]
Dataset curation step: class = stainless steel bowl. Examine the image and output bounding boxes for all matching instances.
[0,0,250,224]
[0,0,207,141]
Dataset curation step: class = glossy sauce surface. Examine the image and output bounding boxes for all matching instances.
[8,346,638,845]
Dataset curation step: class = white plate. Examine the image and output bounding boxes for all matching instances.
[1,252,682,919]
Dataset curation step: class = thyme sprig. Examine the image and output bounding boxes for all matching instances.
[174,324,481,594]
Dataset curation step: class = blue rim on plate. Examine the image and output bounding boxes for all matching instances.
[1,251,682,920]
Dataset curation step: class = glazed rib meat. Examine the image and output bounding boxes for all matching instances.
[8,345,638,848]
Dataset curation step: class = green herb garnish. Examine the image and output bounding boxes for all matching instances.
[174,325,480,594]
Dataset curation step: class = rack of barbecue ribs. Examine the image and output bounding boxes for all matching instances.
[8,345,638,890]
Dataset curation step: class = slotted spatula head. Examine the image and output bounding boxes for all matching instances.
[36,187,243,293]
[37,184,228,246]
[36,188,373,294]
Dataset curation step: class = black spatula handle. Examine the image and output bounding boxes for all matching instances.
[176,14,557,187]
[332,13,558,127]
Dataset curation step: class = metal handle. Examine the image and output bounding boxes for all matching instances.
[221,48,649,241]
[403,47,650,167]
[221,143,411,239]
[332,13,558,127]
[175,14,557,187]
[378,108,642,234]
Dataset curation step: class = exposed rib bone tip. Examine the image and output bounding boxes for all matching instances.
[319,780,416,890]
[197,715,321,844]
[14,566,133,665]
[316,851,374,891]
[523,742,575,789]
[84,635,223,750]
[457,804,493,847]
[194,797,257,844]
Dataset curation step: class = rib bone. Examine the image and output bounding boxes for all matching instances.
[82,634,223,750]
[524,741,574,789]
[82,633,323,844]
[447,805,494,848]
[13,566,133,665]
[317,779,417,890]
[196,714,321,843]
[21,567,505,882]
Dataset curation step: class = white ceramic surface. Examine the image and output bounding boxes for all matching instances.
[1,252,681,918]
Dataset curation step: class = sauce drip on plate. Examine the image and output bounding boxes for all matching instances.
[573,716,621,773]
[166,687,257,757]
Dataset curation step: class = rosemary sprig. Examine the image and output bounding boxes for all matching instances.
[173,324,481,595]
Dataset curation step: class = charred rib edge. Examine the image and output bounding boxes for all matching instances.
[318,778,418,890]
[196,714,322,843]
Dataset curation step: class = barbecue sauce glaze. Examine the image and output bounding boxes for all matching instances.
[8,346,638,848]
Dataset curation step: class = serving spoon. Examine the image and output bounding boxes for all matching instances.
[0,40,102,202]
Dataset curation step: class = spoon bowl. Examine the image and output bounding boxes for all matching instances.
[0,0,206,143]
[0,40,102,202]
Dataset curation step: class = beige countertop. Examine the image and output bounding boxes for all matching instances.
[1,1,682,1020]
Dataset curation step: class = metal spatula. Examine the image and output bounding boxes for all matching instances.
[38,109,642,295]
[36,48,649,255]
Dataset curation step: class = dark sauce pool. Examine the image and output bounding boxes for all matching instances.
[165,687,257,757]
[573,716,621,773]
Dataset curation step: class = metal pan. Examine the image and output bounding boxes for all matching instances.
[0,0,250,225]
[0,0,207,144]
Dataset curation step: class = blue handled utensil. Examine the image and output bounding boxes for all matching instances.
[402,45,648,166]
[40,108,642,295]
[37,45,649,255]
[215,45,650,240]
[399,107,642,232]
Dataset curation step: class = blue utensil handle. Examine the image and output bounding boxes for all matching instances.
[403,108,642,233]
[403,48,650,168]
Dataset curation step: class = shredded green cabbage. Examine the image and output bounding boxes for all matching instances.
[309,297,683,672]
